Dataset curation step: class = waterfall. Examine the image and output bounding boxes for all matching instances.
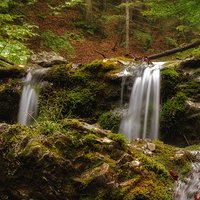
[18,68,48,126]
[119,62,164,141]
[174,151,200,200]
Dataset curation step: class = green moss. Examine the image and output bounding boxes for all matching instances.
[39,59,122,122]
[138,154,169,178]
[82,134,98,145]
[124,174,172,200]
[181,162,192,175]
[179,81,200,100]
[45,64,72,87]
[185,144,200,151]
[98,111,120,133]
[83,59,120,78]
[64,89,96,118]
[160,92,187,141]
[161,67,180,102]
[108,133,127,150]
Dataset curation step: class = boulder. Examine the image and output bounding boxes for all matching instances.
[29,51,67,67]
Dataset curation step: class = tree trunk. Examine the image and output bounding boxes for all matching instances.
[125,0,130,54]
[85,0,92,22]
[148,40,200,59]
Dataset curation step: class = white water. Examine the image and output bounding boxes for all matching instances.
[18,68,48,126]
[119,62,164,141]
[174,151,200,200]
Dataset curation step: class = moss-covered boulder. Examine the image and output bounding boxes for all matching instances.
[0,120,195,200]
[0,64,26,123]
[160,58,200,146]
[0,79,21,123]
[39,59,124,122]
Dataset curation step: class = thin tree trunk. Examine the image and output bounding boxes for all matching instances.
[148,40,200,59]
[125,0,130,54]
[85,0,92,22]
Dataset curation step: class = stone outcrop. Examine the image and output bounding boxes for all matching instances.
[0,121,195,200]
[29,51,67,67]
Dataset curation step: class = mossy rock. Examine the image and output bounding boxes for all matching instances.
[0,120,195,200]
[160,59,200,145]
[0,80,21,123]
[0,65,25,79]
[160,92,187,143]
[39,59,122,122]
[161,67,180,103]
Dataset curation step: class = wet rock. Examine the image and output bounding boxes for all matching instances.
[147,142,156,152]
[96,137,114,144]
[174,150,186,159]
[129,160,141,167]
[30,51,67,67]
[0,123,8,133]
[73,163,110,185]
[186,100,200,111]
[117,153,134,164]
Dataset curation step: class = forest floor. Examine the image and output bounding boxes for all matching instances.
[22,1,168,64]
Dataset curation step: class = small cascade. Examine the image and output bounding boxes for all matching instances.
[119,62,165,141]
[18,68,48,126]
[174,151,200,200]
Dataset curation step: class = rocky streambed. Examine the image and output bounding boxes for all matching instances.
[174,151,200,200]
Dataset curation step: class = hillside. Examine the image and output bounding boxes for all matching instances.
[4,0,198,64]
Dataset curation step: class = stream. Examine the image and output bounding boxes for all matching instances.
[174,151,200,200]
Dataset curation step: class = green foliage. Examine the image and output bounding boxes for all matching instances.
[48,0,83,15]
[64,32,84,41]
[0,2,38,64]
[143,0,200,41]
[98,111,120,133]
[164,37,178,48]
[160,92,187,141]
[41,31,74,55]
[74,20,105,37]
[39,87,96,121]
[36,121,62,135]
[0,40,31,64]
[133,30,152,51]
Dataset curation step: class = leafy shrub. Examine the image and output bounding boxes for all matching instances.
[0,23,38,64]
[74,20,105,37]
[41,31,74,55]
[164,37,178,48]
[133,30,152,51]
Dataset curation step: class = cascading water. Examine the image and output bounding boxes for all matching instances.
[174,151,200,200]
[18,68,48,126]
[119,62,165,141]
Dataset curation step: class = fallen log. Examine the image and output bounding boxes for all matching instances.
[147,40,200,60]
